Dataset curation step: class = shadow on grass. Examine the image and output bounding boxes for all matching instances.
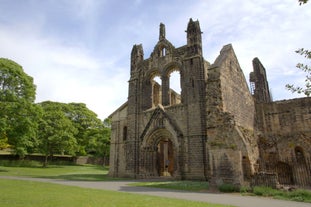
[130,181,210,192]
[0,169,8,172]
[38,173,124,181]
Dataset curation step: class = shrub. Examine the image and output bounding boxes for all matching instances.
[287,189,311,202]
[239,186,252,193]
[218,183,236,192]
[0,160,41,167]
[253,186,281,196]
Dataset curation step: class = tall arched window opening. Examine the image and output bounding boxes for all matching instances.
[152,75,162,107]
[169,70,181,105]
[159,47,166,57]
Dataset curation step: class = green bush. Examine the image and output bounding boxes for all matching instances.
[239,186,252,193]
[0,160,41,167]
[218,183,236,192]
[48,160,78,166]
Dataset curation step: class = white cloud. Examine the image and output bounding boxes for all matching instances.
[0,21,128,119]
[1,0,310,120]
[184,0,311,100]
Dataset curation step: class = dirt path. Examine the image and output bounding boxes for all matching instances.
[1,176,310,207]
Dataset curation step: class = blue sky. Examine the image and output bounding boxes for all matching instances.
[0,0,310,119]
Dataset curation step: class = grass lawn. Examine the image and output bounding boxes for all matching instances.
[132,181,311,203]
[0,179,231,207]
[1,161,310,204]
[0,161,117,181]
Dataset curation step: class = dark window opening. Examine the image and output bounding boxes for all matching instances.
[295,146,305,163]
[123,126,127,141]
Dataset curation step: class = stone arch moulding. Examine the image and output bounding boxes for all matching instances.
[151,39,175,59]
[141,127,179,177]
[143,128,176,149]
[163,61,183,77]
[140,106,183,147]
[146,68,161,81]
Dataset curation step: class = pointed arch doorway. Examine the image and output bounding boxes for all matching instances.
[142,127,178,178]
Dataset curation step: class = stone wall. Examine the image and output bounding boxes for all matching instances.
[256,97,311,134]
[256,98,311,160]
[205,44,259,185]
[209,149,243,186]
[256,97,311,186]
[210,44,255,129]
[108,103,128,177]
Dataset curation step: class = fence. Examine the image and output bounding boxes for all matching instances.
[253,156,311,188]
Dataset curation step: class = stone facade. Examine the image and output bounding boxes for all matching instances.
[109,19,311,187]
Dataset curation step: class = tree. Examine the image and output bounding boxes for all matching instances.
[87,118,111,158]
[38,101,78,166]
[299,0,308,5]
[0,58,40,157]
[60,103,111,157]
[286,48,311,96]
[63,103,104,155]
[286,1,310,96]
[37,101,110,165]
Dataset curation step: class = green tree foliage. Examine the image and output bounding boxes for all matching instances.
[38,101,78,166]
[0,132,10,149]
[37,101,111,164]
[286,48,311,97]
[0,58,111,161]
[286,1,310,96]
[0,58,41,157]
[299,0,308,5]
[63,103,107,156]
[87,118,111,158]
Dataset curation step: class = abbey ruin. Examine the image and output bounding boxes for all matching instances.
[109,19,311,187]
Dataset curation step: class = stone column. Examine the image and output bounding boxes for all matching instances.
[161,75,170,106]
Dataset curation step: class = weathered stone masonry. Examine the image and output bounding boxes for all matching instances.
[109,19,311,187]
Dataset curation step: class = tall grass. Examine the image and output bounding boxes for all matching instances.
[253,186,311,203]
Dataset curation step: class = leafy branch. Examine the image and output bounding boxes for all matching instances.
[299,0,308,5]
[286,48,311,97]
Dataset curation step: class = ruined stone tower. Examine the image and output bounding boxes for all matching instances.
[109,19,311,187]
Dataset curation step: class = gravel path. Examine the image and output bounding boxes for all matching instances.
[1,176,310,207]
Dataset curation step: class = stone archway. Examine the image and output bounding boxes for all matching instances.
[141,128,178,178]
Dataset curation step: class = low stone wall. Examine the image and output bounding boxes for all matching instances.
[0,154,108,165]
[75,156,108,166]
[0,154,75,162]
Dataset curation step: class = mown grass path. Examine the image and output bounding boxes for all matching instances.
[1,176,310,207]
